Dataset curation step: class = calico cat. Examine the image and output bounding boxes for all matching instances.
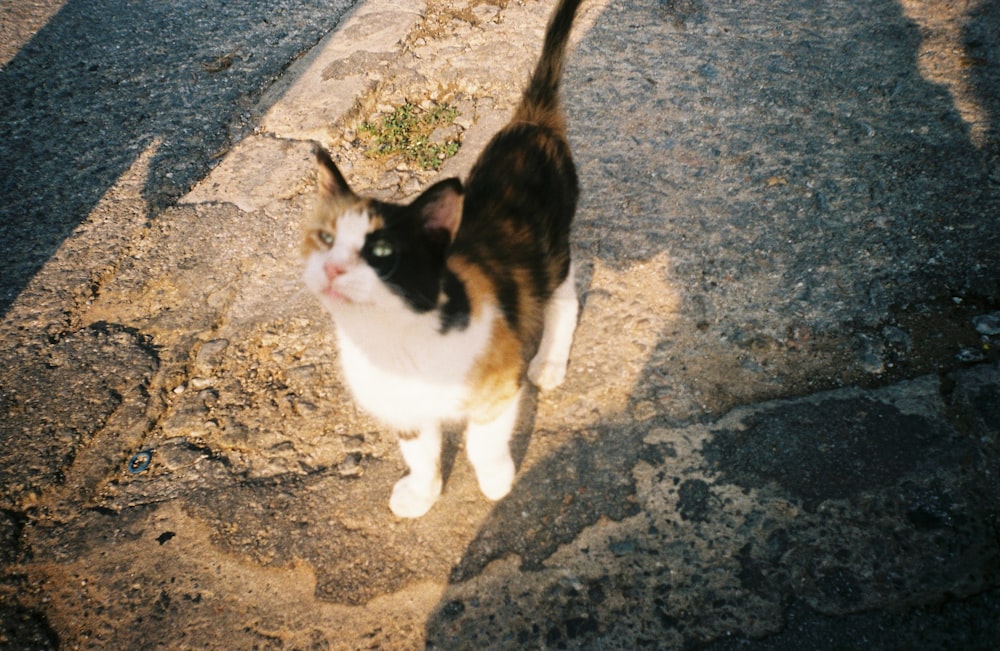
[302,0,583,518]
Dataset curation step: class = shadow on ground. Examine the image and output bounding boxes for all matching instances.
[426,0,1000,647]
[0,0,355,315]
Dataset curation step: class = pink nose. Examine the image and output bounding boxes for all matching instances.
[324,260,347,281]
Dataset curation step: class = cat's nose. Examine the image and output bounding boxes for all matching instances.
[324,260,347,281]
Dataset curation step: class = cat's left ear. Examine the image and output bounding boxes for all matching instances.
[413,178,464,242]
[314,144,354,199]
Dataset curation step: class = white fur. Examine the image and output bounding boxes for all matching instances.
[333,305,501,518]
[466,388,521,500]
[528,262,578,390]
[304,213,518,516]
[390,424,443,518]
[305,209,499,427]
[302,210,393,308]
[332,303,495,430]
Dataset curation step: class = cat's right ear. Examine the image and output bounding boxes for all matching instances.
[414,178,464,242]
[314,144,353,199]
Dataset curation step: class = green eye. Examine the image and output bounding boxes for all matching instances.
[371,239,394,258]
[317,231,335,246]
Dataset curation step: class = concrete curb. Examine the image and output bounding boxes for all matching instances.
[183,0,425,213]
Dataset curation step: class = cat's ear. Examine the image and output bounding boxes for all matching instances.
[413,178,464,241]
[314,144,354,199]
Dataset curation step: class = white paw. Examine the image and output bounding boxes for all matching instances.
[527,356,567,391]
[389,474,442,518]
[475,456,515,501]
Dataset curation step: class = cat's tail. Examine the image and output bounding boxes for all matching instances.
[514,0,584,127]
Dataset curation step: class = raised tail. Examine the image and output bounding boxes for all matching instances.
[514,0,584,126]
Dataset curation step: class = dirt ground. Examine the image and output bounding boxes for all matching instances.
[2,0,999,649]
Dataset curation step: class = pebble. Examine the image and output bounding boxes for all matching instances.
[973,312,1000,336]
[195,338,229,371]
[291,398,318,416]
[429,124,461,145]
[338,453,363,478]
[402,178,423,196]
[189,377,213,390]
[956,347,986,363]
[854,334,885,374]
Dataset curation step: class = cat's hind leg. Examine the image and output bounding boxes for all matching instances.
[528,262,578,390]
[390,424,443,518]
[466,389,521,501]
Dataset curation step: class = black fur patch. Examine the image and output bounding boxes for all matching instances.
[439,271,471,333]
[365,203,446,314]
[495,274,521,331]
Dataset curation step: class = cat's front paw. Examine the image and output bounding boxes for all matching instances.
[389,475,442,518]
[527,357,567,391]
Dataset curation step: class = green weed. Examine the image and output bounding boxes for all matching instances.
[359,102,461,171]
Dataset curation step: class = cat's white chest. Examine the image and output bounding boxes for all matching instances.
[331,306,494,431]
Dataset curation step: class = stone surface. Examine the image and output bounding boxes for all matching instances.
[1,0,999,649]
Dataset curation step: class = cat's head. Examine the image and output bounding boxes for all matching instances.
[302,146,464,314]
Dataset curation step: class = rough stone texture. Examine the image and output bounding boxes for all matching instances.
[425,371,1000,648]
[1,0,999,649]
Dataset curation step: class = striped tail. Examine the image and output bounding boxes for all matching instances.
[514,0,584,126]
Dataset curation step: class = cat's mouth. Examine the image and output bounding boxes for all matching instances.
[321,283,377,307]
[322,285,352,303]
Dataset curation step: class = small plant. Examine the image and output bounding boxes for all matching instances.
[359,102,461,170]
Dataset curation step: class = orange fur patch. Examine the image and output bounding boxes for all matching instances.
[449,254,527,422]
[302,196,381,256]
[367,211,384,232]
[446,255,491,319]
[511,265,544,342]
[464,315,523,424]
